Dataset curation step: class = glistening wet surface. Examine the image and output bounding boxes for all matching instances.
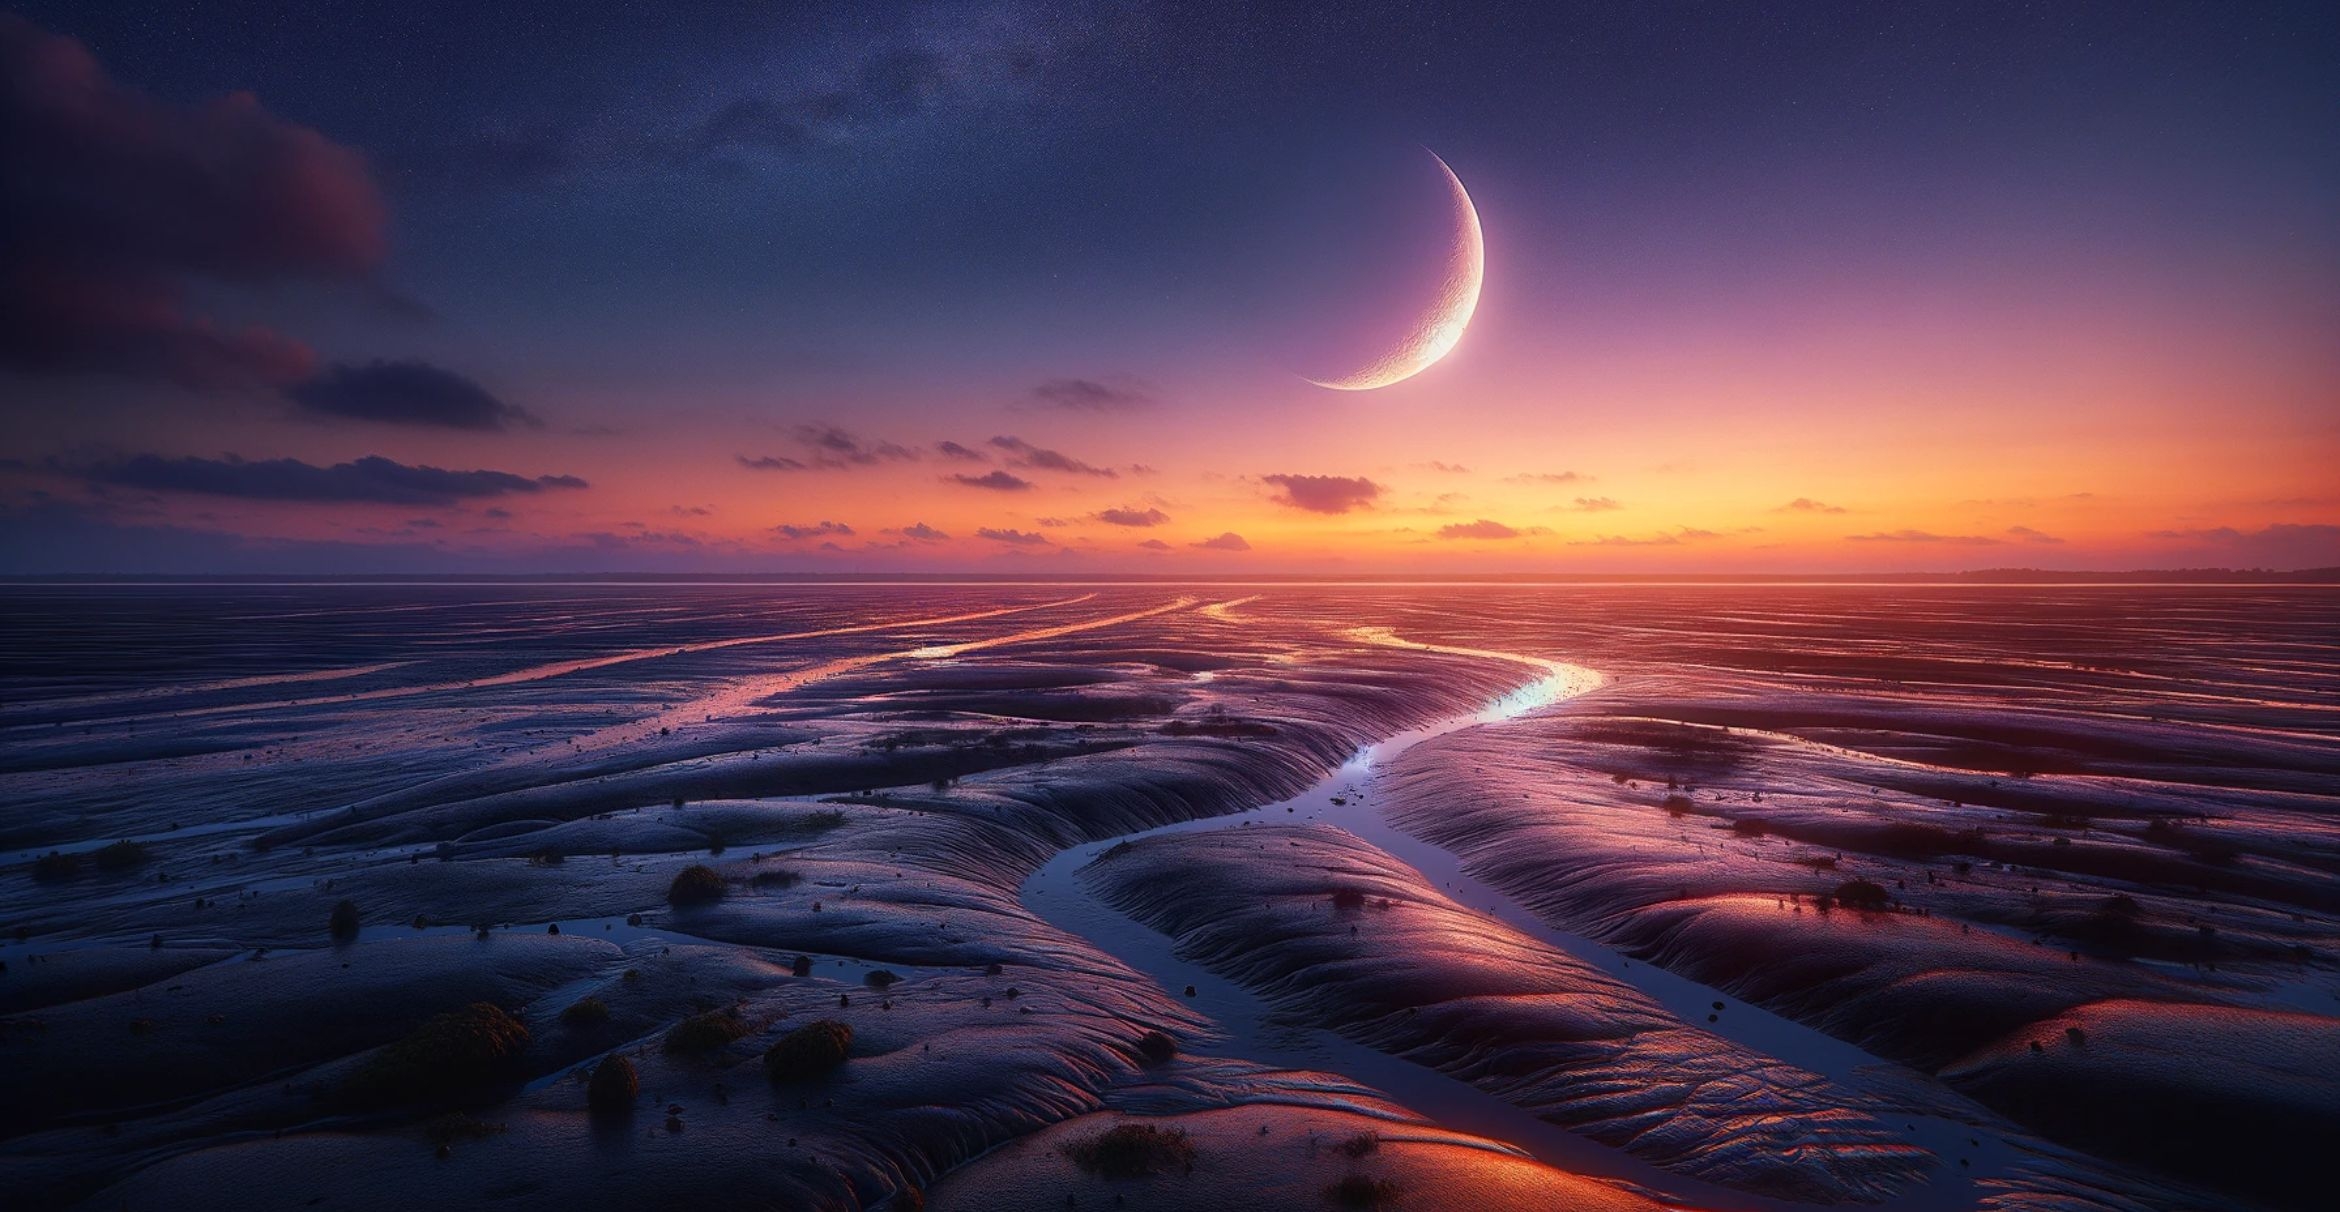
[2,584,2333,1211]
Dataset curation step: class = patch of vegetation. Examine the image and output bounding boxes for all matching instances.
[1160,718,1278,738]
[763,1019,853,1083]
[559,997,610,1029]
[1661,794,1695,817]
[92,840,150,871]
[1062,1123,1196,1178]
[329,898,362,941]
[586,1055,638,1114]
[1136,1030,1176,1066]
[30,851,81,881]
[791,809,849,834]
[666,864,728,908]
[342,1002,531,1107]
[663,1007,750,1056]
[1330,887,1368,911]
[1335,1131,1379,1158]
[751,869,801,889]
[1833,879,1891,911]
[864,969,899,990]
[1325,1174,1401,1208]
[423,1112,506,1148]
[1729,818,1769,838]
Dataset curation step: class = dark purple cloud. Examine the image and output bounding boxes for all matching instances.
[1029,377,1153,411]
[1191,531,1251,551]
[2147,523,2340,568]
[1094,506,1170,527]
[976,526,1048,546]
[897,522,949,540]
[934,440,987,462]
[989,435,1116,477]
[775,520,853,540]
[950,470,1034,491]
[1263,474,1382,514]
[286,359,536,430]
[1137,538,1172,550]
[738,454,810,471]
[0,16,386,387]
[1438,519,1524,539]
[1846,529,2005,544]
[80,453,589,505]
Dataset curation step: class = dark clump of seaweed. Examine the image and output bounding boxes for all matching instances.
[1325,1174,1401,1208]
[666,864,728,907]
[664,1007,750,1056]
[763,1019,853,1083]
[586,1055,638,1114]
[329,898,362,941]
[1062,1123,1196,1178]
[1833,879,1891,911]
[341,1002,531,1107]
[93,840,151,871]
[1136,1030,1177,1066]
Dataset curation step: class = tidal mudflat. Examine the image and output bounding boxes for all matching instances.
[2,585,2333,1211]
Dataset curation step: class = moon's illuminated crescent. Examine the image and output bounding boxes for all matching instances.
[1305,149,1484,391]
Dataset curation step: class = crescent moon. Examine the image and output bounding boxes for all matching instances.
[1304,149,1484,391]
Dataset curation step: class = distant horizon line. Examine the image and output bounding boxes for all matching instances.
[6,567,2338,587]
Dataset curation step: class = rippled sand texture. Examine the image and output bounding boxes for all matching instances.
[1,584,2333,1211]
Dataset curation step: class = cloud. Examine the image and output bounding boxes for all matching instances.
[1029,378,1153,411]
[1569,528,1723,547]
[1137,538,1172,550]
[976,526,1048,546]
[738,425,915,472]
[1506,471,1588,485]
[775,520,854,540]
[1414,461,1471,474]
[1438,519,1529,539]
[1191,532,1252,551]
[286,359,536,430]
[671,505,714,517]
[790,424,915,467]
[1779,497,1847,514]
[1263,474,1382,514]
[1094,507,1170,527]
[934,440,987,462]
[0,16,386,387]
[949,470,1033,492]
[897,522,949,541]
[2004,525,2064,544]
[1845,529,2004,545]
[80,453,589,505]
[660,45,959,164]
[2146,522,2340,568]
[989,435,1116,477]
[1570,497,1621,512]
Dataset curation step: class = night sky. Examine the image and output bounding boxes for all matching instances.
[3,1,2334,574]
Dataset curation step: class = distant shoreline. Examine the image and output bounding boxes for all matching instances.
[4,568,2336,587]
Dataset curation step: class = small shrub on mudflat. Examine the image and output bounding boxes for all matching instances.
[586,1055,638,1114]
[864,969,899,990]
[30,851,81,881]
[1326,1174,1401,1207]
[329,898,362,941]
[1136,1030,1177,1066]
[763,1019,853,1082]
[342,1002,531,1106]
[667,864,727,907]
[1832,879,1890,911]
[1335,1131,1379,1158]
[1062,1123,1196,1178]
[560,997,610,1029]
[93,840,150,871]
[664,1007,750,1055]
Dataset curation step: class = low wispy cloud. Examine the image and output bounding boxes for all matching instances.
[1137,538,1172,550]
[1192,531,1251,551]
[1438,519,1529,539]
[1506,471,1588,485]
[990,435,1116,477]
[1846,529,2005,545]
[1028,377,1153,411]
[775,520,854,540]
[80,453,587,506]
[2005,525,2063,544]
[897,522,949,541]
[287,359,537,431]
[1093,506,1170,527]
[949,470,1033,492]
[934,440,986,462]
[741,424,915,472]
[1779,497,1847,514]
[2146,522,2340,568]
[1263,473,1382,514]
[1569,497,1621,512]
[976,526,1048,546]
